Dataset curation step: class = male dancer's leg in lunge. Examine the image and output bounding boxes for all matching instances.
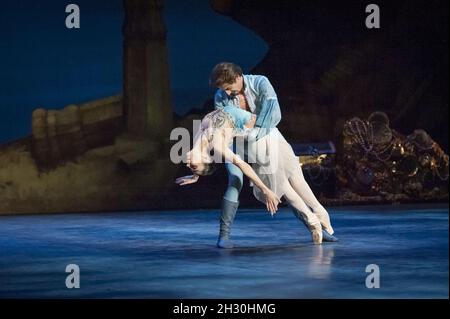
[217,162,243,249]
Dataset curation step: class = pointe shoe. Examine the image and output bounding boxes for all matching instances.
[217,238,234,249]
[322,230,339,242]
[310,224,323,245]
[311,230,322,245]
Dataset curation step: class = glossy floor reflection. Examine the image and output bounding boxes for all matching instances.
[0,205,448,298]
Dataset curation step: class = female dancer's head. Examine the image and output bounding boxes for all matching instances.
[186,114,220,176]
[186,145,216,176]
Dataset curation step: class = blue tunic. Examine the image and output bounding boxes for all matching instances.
[222,104,252,132]
[214,74,282,141]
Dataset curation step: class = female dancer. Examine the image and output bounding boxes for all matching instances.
[175,104,335,244]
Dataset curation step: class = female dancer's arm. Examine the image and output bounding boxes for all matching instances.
[211,134,281,214]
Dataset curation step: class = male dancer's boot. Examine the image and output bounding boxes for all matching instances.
[217,198,239,249]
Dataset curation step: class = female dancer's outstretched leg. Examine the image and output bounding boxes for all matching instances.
[288,169,335,235]
[283,182,323,244]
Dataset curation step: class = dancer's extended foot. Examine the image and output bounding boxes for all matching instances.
[217,238,234,249]
[310,224,323,245]
[322,230,339,242]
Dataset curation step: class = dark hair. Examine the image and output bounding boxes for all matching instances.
[209,62,243,88]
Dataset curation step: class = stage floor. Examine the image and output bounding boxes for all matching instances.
[0,204,448,298]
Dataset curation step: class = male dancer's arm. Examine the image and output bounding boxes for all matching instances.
[250,76,281,141]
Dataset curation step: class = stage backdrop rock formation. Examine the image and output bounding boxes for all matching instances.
[0,0,183,214]
[0,0,448,214]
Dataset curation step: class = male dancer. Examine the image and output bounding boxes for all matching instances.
[210,62,338,249]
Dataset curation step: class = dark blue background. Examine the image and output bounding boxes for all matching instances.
[0,0,267,143]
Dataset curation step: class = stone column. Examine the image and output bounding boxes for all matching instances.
[123,0,173,140]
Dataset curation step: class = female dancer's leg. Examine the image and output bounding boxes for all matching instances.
[288,169,334,235]
[282,182,323,244]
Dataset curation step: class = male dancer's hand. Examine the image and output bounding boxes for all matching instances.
[175,175,199,186]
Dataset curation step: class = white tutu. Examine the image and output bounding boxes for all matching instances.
[246,128,303,203]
